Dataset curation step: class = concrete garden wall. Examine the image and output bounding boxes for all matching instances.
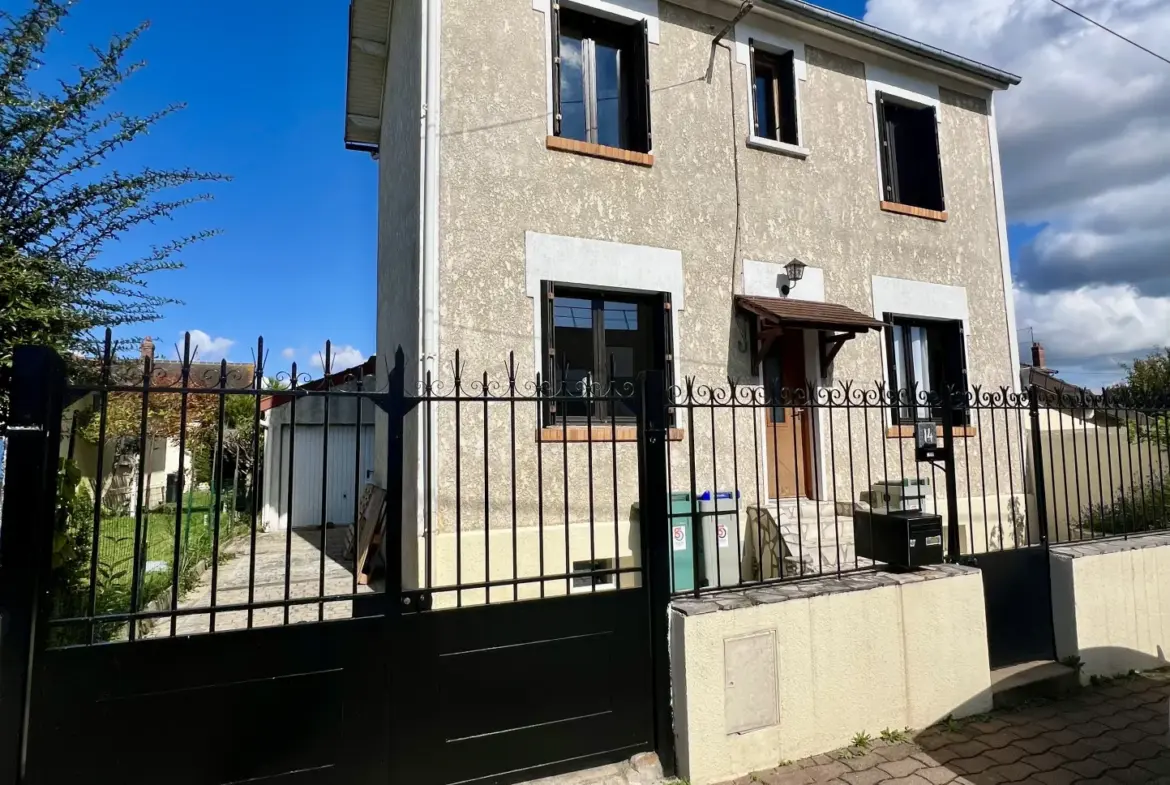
[669,566,993,785]
[1050,534,1170,679]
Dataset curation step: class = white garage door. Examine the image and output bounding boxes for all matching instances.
[279,424,375,528]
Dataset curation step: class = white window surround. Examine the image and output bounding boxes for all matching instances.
[734,24,808,156]
[864,64,940,113]
[525,231,684,382]
[865,64,943,206]
[871,275,971,426]
[533,0,660,138]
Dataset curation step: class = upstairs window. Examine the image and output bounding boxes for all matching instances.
[749,42,798,146]
[876,92,945,212]
[553,7,651,153]
[884,314,968,426]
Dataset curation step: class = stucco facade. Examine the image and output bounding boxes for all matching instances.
[363,0,1021,594]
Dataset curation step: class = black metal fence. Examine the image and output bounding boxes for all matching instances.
[20,333,1170,638]
[39,331,386,647]
[406,359,1170,601]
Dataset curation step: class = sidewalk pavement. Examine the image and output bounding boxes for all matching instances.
[718,669,1170,785]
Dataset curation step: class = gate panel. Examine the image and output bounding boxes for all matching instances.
[404,590,655,785]
[25,616,390,785]
[978,546,1055,668]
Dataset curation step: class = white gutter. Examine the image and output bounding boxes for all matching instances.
[987,95,1020,393]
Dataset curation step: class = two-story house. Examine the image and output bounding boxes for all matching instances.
[345,0,1021,599]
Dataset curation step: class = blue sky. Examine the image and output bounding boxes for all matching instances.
[45,0,1046,376]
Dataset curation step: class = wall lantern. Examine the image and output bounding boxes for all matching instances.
[781,258,807,295]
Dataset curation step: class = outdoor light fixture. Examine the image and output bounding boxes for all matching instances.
[781,258,807,295]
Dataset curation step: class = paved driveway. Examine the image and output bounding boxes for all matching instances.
[721,670,1170,785]
[144,527,369,637]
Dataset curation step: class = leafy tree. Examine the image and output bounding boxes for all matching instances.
[0,0,227,433]
[1115,348,1170,448]
[1119,348,1170,399]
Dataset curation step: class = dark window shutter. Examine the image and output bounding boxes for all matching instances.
[875,92,897,202]
[748,39,760,138]
[944,320,968,425]
[542,280,556,423]
[551,1,562,137]
[631,18,652,153]
[779,50,798,145]
[883,312,901,423]
[925,106,945,211]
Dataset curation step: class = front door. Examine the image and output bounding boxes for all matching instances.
[764,332,812,499]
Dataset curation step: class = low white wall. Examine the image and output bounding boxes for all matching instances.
[1050,534,1170,679]
[670,566,993,785]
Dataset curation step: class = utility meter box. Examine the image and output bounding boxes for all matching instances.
[699,490,741,588]
[853,509,944,568]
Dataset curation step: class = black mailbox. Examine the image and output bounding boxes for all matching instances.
[853,509,944,569]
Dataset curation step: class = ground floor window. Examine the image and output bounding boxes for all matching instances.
[884,314,968,425]
[541,283,672,424]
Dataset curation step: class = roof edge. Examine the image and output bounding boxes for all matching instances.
[751,0,1020,89]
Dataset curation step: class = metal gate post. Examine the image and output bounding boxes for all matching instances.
[940,388,961,562]
[0,347,66,785]
[1027,385,1050,547]
[636,369,676,776]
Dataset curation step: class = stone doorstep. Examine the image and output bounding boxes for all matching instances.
[990,660,1080,709]
[516,753,665,785]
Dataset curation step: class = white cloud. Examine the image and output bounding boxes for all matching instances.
[183,330,234,362]
[864,0,1170,380]
[1015,284,1170,386]
[281,347,296,360]
[310,344,366,371]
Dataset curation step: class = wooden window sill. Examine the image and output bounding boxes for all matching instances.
[546,136,654,167]
[880,201,948,222]
[537,425,683,443]
[886,425,977,439]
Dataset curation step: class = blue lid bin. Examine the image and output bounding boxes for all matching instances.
[669,492,697,593]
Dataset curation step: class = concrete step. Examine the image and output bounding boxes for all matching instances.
[516,752,664,785]
[991,660,1080,709]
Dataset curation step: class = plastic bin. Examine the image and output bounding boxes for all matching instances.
[699,490,742,588]
[669,492,697,593]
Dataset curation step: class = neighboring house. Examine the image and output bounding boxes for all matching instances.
[345,0,1023,589]
[64,337,255,515]
[260,358,377,530]
[1022,342,1168,541]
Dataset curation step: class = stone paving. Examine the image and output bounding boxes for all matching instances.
[718,670,1170,785]
[144,527,371,637]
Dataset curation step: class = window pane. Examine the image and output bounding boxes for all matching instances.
[753,58,777,139]
[763,351,785,423]
[559,34,588,142]
[553,296,594,418]
[602,299,647,418]
[594,42,624,148]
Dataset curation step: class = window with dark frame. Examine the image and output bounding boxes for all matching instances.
[542,283,672,424]
[749,42,798,146]
[876,92,945,212]
[552,6,651,153]
[884,314,968,426]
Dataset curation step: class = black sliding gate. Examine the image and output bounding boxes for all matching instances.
[0,340,670,785]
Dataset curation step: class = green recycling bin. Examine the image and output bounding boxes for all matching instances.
[669,492,697,593]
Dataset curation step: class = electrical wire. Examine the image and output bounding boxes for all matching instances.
[1046,0,1170,67]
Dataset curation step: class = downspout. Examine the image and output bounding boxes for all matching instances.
[419,0,442,580]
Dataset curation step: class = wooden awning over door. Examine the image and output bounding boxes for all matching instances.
[734,295,886,372]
